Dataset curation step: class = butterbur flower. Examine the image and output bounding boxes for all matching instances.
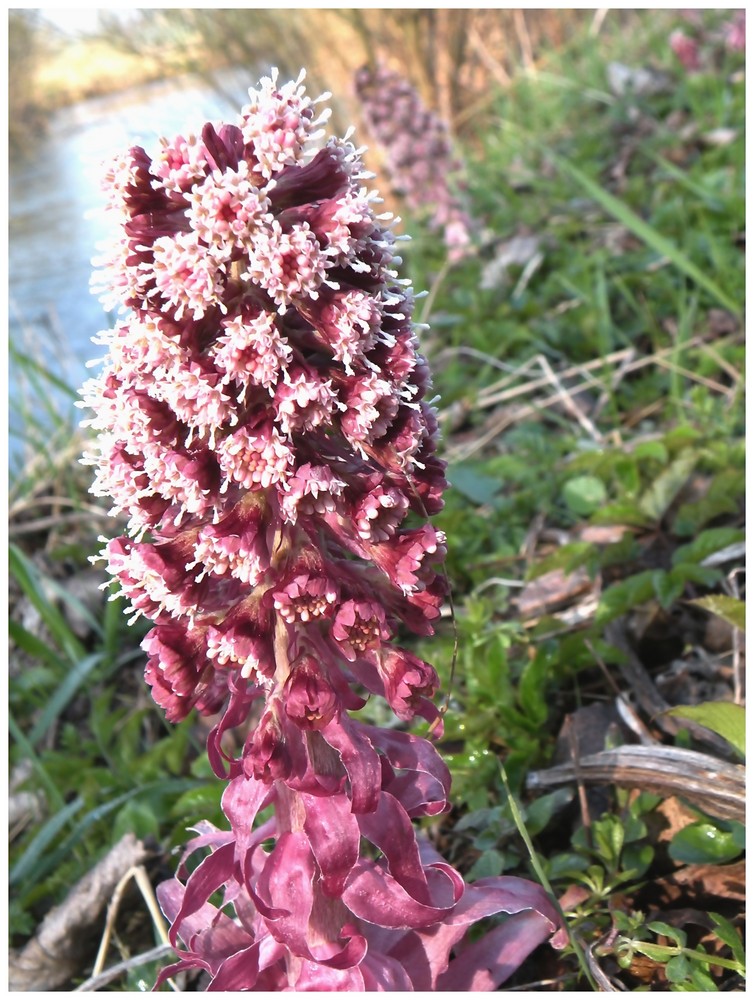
[355,64,475,261]
[82,68,564,990]
[670,29,702,71]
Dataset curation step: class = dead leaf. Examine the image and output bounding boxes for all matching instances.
[706,309,740,336]
[700,128,738,147]
[480,233,543,291]
[516,566,593,619]
[579,524,631,545]
[656,860,746,905]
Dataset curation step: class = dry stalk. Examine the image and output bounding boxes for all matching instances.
[723,567,746,706]
[90,864,177,991]
[73,943,175,993]
[467,24,512,87]
[477,347,635,408]
[536,353,604,443]
[527,745,745,822]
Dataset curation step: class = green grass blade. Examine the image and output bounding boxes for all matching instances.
[8,715,66,811]
[645,151,734,212]
[42,575,105,643]
[9,544,86,663]
[9,619,69,673]
[9,342,80,401]
[28,652,104,747]
[543,149,740,315]
[19,778,201,894]
[10,797,85,886]
[501,766,599,991]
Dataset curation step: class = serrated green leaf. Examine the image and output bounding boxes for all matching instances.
[638,450,697,523]
[595,570,656,624]
[666,701,745,757]
[672,527,745,567]
[653,570,684,610]
[690,595,745,632]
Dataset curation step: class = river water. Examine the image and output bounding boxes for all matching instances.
[8,69,257,473]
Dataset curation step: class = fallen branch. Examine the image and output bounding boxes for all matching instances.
[9,833,150,992]
[526,744,745,822]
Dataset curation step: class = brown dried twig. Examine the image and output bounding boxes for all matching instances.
[526,744,745,822]
[9,834,150,992]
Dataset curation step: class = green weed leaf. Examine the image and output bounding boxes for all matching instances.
[9,544,86,663]
[591,502,652,528]
[666,701,745,758]
[523,787,573,836]
[708,912,745,968]
[633,441,669,464]
[447,462,502,507]
[672,527,745,567]
[690,595,745,632]
[10,797,84,886]
[653,570,684,610]
[665,954,692,983]
[28,652,103,747]
[669,821,743,865]
[638,450,697,523]
[466,849,506,881]
[562,475,607,516]
[540,147,740,313]
[595,570,656,624]
[113,799,161,841]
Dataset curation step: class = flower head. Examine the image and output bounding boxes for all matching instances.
[83,68,563,991]
[355,64,475,261]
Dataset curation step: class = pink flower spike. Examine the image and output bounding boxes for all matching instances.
[83,67,567,993]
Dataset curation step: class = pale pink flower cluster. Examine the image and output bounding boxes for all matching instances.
[671,9,746,71]
[355,64,475,262]
[82,69,564,990]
